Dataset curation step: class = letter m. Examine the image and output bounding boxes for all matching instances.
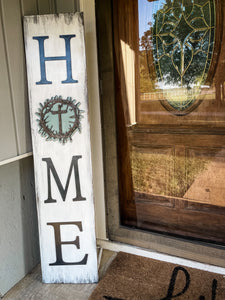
[42,155,86,203]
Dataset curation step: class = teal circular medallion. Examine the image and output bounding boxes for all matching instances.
[36,96,83,144]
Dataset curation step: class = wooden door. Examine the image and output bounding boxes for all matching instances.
[113,0,225,244]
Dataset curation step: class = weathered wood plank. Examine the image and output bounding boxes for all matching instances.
[3,265,96,300]
[23,13,98,284]
[3,250,117,299]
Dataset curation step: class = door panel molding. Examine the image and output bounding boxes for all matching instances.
[95,0,225,267]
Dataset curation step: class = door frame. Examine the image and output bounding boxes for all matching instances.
[95,0,225,267]
[80,0,107,240]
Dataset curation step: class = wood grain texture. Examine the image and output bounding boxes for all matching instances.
[112,0,225,244]
[3,250,116,300]
[3,265,96,300]
[126,126,225,244]
[24,13,98,284]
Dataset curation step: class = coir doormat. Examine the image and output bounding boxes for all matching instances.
[89,252,225,300]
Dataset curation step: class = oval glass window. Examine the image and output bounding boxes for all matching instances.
[140,0,217,115]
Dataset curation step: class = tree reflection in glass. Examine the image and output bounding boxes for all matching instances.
[139,0,216,113]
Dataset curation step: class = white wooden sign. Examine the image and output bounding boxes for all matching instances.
[23,13,98,283]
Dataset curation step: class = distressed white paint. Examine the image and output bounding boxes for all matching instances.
[23,13,98,283]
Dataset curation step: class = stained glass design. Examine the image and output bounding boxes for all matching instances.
[152,0,216,113]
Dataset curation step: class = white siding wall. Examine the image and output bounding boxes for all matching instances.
[0,157,39,296]
[0,0,80,163]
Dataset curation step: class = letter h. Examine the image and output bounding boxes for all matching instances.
[33,35,78,85]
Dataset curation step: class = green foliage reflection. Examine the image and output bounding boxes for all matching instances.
[140,0,215,111]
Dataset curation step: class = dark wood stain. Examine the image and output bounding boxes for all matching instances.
[113,0,225,245]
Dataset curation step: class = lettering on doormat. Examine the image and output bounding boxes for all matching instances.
[103,266,218,300]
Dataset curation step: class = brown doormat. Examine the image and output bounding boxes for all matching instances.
[89,252,225,300]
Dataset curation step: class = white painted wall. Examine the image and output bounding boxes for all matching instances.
[80,0,107,241]
[0,157,39,296]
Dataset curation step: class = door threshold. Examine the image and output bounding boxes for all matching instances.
[97,238,225,275]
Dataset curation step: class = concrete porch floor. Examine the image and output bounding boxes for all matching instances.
[2,249,117,300]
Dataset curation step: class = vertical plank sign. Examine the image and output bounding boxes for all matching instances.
[23,13,98,283]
